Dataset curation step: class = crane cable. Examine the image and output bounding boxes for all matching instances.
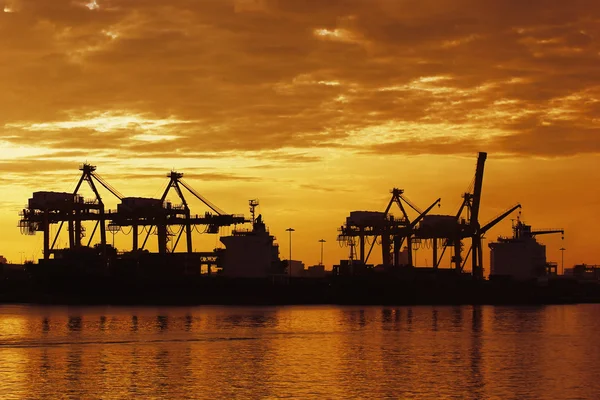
[401,195,423,214]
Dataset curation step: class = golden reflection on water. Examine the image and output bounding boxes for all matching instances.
[1,305,600,399]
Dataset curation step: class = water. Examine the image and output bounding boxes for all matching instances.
[1,305,599,399]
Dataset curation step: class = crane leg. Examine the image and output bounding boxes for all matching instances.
[433,238,438,269]
[43,211,50,260]
[359,229,365,264]
[132,224,138,251]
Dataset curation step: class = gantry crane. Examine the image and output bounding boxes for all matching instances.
[20,165,250,263]
[18,163,124,259]
[337,188,440,267]
[373,188,441,267]
[71,163,124,251]
[107,171,248,254]
[413,152,522,278]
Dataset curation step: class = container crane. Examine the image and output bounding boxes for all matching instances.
[20,164,250,266]
[365,188,414,265]
[71,163,124,252]
[107,171,248,254]
[390,196,441,267]
[338,188,440,267]
[412,153,521,277]
[374,188,437,266]
[18,163,124,260]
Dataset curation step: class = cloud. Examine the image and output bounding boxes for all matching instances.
[299,183,353,193]
[0,159,78,173]
[0,0,599,159]
[120,172,260,182]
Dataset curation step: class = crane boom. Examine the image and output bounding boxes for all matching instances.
[531,229,564,236]
[481,203,521,234]
[179,179,226,215]
[409,198,441,228]
[470,152,487,228]
[401,194,423,214]
[92,172,124,200]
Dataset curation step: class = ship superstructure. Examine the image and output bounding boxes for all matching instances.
[219,200,283,278]
[489,218,564,281]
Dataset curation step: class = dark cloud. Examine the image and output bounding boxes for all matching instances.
[1,0,599,158]
[365,137,483,156]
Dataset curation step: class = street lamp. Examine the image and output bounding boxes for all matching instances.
[108,223,120,248]
[286,228,295,277]
[560,247,566,275]
[318,239,326,266]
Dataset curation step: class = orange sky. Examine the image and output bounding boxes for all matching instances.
[0,0,598,273]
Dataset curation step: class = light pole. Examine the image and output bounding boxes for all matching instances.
[319,239,326,266]
[108,224,119,248]
[560,247,566,275]
[286,228,295,277]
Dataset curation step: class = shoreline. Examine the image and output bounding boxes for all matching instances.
[2,275,598,306]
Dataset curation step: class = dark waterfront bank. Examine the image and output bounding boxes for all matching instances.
[1,273,597,306]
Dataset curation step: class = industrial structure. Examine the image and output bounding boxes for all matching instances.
[489,218,564,280]
[16,153,565,283]
[18,164,254,275]
[107,170,247,255]
[7,152,593,307]
[219,200,284,278]
[337,189,441,268]
[18,164,121,260]
[336,152,525,279]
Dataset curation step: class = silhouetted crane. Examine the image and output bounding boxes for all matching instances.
[70,163,124,252]
[338,188,440,267]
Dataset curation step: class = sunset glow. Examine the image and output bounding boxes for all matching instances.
[1,0,598,269]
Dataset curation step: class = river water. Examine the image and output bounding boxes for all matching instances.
[0,304,599,399]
